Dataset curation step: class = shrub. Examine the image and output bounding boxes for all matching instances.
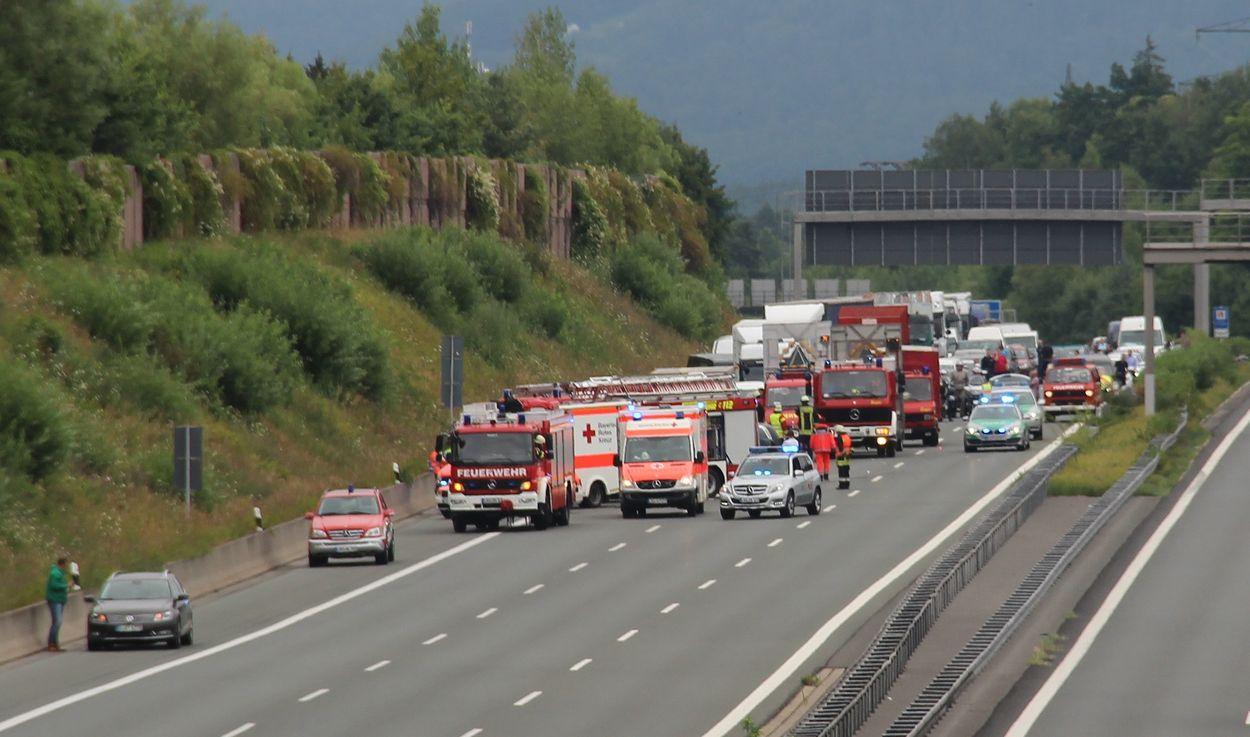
[236,149,289,231]
[297,151,339,228]
[441,252,483,315]
[462,299,526,365]
[522,291,567,339]
[0,361,71,481]
[45,264,155,351]
[101,354,199,420]
[458,231,530,303]
[79,154,129,243]
[571,177,610,259]
[355,231,457,329]
[521,167,549,243]
[177,155,227,236]
[140,158,193,241]
[3,153,117,257]
[466,163,501,232]
[609,233,723,341]
[0,174,37,261]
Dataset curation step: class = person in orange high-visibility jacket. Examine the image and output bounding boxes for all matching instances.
[810,425,834,481]
[430,450,453,518]
[832,425,853,490]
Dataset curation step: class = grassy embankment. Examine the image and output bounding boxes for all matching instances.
[1048,335,1250,497]
[0,227,710,610]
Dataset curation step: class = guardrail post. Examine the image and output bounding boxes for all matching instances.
[1144,264,1156,416]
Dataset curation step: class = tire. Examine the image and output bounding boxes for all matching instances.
[387,539,396,562]
[923,432,939,447]
[780,493,795,518]
[534,497,553,530]
[886,442,897,458]
[877,446,886,458]
[637,506,648,517]
[169,633,182,650]
[621,504,636,519]
[451,515,468,533]
[308,554,326,568]
[720,509,736,520]
[686,494,700,517]
[964,444,976,453]
[87,639,101,651]
[806,488,822,516]
[1032,428,1043,440]
[554,500,570,527]
[582,482,606,508]
[748,510,762,519]
[180,628,193,647]
[707,468,725,497]
[375,550,388,565]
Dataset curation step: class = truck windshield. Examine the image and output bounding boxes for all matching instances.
[454,432,534,465]
[904,377,933,401]
[1118,329,1164,346]
[958,339,1001,352]
[1049,367,1092,383]
[624,436,692,463]
[737,457,790,476]
[767,385,806,407]
[820,371,888,398]
[1007,334,1038,351]
[909,317,935,345]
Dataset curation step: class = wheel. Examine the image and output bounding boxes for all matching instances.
[387,539,396,562]
[168,632,182,649]
[964,444,976,453]
[554,501,570,526]
[1032,428,1043,440]
[877,446,887,457]
[637,506,648,517]
[308,554,326,568]
[686,496,700,517]
[375,550,388,565]
[707,468,724,497]
[87,639,101,651]
[780,492,795,518]
[180,628,193,647]
[621,504,636,519]
[720,509,736,520]
[582,482,606,508]
[806,488,822,516]
[451,515,468,533]
[748,510,762,519]
[923,432,939,447]
[534,497,553,530]
[886,443,897,458]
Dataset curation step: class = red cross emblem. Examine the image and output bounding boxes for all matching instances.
[582,424,597,442]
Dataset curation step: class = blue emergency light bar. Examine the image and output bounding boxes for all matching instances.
[780,439,801,454]
[632,411,643,420]
[675,411,685,419]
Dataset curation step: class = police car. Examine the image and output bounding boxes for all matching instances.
[719,440,823,520]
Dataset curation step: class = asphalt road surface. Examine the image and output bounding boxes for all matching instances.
[0,422,1062,737]
[1002,407,1250,737]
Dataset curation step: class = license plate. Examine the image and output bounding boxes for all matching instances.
[115,624,142,633]
[335,544,358,551]
[480,497,499,505]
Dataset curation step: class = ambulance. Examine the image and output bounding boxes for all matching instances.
[615,407,710,518]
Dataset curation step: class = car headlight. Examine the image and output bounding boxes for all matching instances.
[520,481,532,491]
[1084,389,1094,397]
[622,479,635,489]
[1044,390,1053,398]
[452,482,464,492]
[1007,425,1021,435]
[91,612,108,623]
[876,436,888,445]
[678,475,693,486]
[364,526,383,537]
[310,529,328,539]
[153,610,174,622]
[1025,411,1039,420]
[769,484,785,494]
[875,427,890,436]
[966,427,977,435]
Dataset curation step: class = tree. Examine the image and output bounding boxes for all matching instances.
[919,114,1003,168]
[660,124,732,260]
[513,7,575,88]
[1208,102,1250,179]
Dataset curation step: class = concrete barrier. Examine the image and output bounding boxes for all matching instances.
[0,473,436,664]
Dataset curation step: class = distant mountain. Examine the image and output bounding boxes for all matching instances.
[189,0,1250,188]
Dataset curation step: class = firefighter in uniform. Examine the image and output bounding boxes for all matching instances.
[797,396,815,450]
[811,424,833,481]
[768,402,786,438]
[533,434,548,460]
[833,424,853,490]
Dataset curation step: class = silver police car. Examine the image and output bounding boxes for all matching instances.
[720,446,823,520]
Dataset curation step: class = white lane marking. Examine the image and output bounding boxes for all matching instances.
[893,462,904,469]
[1004,413,1250,737]
[364,659,390,672]
[698,579,717,590]
[797,521,812,529]
[617,629,639,642]
[523,584,544,595]
[0,531,501,734]
[952,425,962,432]
[735,557,752,568]
[570,658,593,672]
[848,490,861,498]
[476,607,498,619]
[646,524,661,533]
[699,424,1082,737]
[823,504,837,513]
[298,688,329,703]
[222,724,255,737]
[457,730,483,737]
[661,602,680,614]
[609,542,627,552]
[569,562,589,572]
[916,449,926,455]
[768,538,783,548]
[422,633,447,645]
[514,690,543,707]
[872,474,885,482]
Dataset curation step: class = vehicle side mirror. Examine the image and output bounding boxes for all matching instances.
[793,468,804,477]
[727,470,736,479]
[304,512,315,521]
[612,454,621,467]
[694,450,706,463]
[384,509,396,518]
[83,595,96,604]
[175,594,190,605]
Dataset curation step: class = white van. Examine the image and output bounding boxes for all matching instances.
[998,323,1039,352]
[954,326,1005,364]
[1114,316,1165,357]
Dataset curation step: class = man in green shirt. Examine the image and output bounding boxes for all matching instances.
[45,557,69,652]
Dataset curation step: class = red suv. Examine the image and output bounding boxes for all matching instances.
[305,487,396,567]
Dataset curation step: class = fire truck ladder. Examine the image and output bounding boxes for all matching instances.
[565,373,744,403]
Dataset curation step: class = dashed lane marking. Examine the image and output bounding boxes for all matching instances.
[646,524,661,533]
[364,660,390,672]
[735,557,752,568]
[617,629,639,642]
[457,730,483,737]
[698,579,717,590]
[609,542,627,552]
[423,633,447,645]
[298,688,328,703]
[514,691,542,707]
[661,603,680,614]
[569,562,588,572]
[823,504,837,513]
[797,521,812,529]
[916,449,926,455]
[570,658,593,672]
[768,538,783,548]
[871,475,884,482]
[222,724,254,737]
[893,462,904,469]
[523,584,543,595]
[476,607,498,619]
[848,490,861,498]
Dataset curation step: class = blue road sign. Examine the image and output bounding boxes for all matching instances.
[1213,306,1230,339]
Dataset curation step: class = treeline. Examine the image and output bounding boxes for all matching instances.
[0,0,733,264]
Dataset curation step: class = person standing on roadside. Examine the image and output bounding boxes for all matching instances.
[45,557,69,652]
[1037,339,1054,380]
[993,348,1009,377]
[980,349,996,378]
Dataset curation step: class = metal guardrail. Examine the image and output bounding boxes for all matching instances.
[1200,178,1250,202]
[787,443,1078,737]
[802,188,1199,214]
[881,411,1188,737]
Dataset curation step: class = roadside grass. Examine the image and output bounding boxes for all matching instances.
[1048,362,1250,497]
[0,227,703,611]
[1028,632,1067,666]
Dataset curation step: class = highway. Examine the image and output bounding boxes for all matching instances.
[1002,407,1250,737]
[0,422,1061,737]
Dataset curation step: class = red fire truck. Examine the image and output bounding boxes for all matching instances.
[565,370,762,495]
[437,403,577,532]
[901,346,941,446]
[1041,357,1104,417]
[762,371,809,430]
[815,324,905,457]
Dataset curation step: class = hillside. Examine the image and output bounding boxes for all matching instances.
[0,226,707,610]
[189,0,1250,184]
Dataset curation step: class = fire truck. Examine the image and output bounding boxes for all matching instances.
[564,369,762,495]
[901,346,941,446]
[762,371,809,430]
[437,403,577,532]
[815,323,905,457]
[615,406,710,518]
[1040,357,1104,417]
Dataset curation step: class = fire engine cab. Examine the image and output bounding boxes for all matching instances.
[438,403,577,532]
[1041,357,1104,417]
